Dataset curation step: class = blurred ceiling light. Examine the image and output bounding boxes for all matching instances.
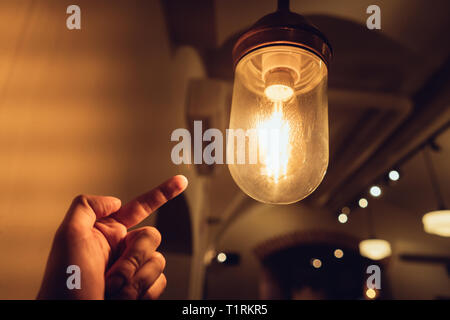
[422,210,450,237]
[388,170,400,181]
[341,206,351,215]
[338,213,348,224]
[422,147,449,237]
[334,249,344,258]
[358,198,368,208]
[369,185,382,197]
[311,258,322,268]
[365,288,377,299]
[217,252,227,263]
[359,239,392,260]
[204,249,216,265]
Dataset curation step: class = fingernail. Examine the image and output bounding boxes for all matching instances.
[176,175,188,189]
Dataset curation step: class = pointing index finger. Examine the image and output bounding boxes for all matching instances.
[111,175,188,228]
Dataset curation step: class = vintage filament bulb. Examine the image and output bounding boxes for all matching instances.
[227,6,332,204]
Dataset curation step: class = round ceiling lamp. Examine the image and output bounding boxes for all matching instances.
[359,239,392,261]
[359,206,392,260]
[422,210,450,237]
[227,0,332,204]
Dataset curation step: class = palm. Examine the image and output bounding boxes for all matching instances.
[71,217,128,298]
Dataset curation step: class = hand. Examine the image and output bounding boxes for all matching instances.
[37,175,188,300]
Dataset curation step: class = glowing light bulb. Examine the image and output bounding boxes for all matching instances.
[217,252,227,263]
[228,46,329,204]
[311,258,322,268]
[359,198,368,208]
[366,288,377,299]
[422,210,450,237]
[370,186,382,197]
[388,170,400,181]
[264,68,295,102]
[334,249,344,258]
[256,101,291,183]
[359,239,392,260]
[264,84,294,101]
[338,213,348,224]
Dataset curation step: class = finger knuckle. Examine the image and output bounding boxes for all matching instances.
[126,253,143,271]
[139,227,161,246]
[135,199,153,216]
[152,252,166,272]
[72,194,89,208]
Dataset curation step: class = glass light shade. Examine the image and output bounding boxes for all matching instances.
[422,210,450,237]
[359,239,392,260]
[227,45,329,204]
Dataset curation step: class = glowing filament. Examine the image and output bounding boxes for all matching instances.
[257,101,291,183]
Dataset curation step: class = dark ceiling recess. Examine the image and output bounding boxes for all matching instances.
[156,193,192,255]
[399,254,450,277]
[161,0,236,80]
[326,56,450,211]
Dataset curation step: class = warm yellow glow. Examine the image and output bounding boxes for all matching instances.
[264,84,294,102]
[422,210,450,237]
[359,239,392,260]
[257,101,291,184]
[312,258,322,268]
[334,249,344,258]
[228,45,329,204]
[359,198,368,208]
[204,250,216,265]
[366,288,377,299]
[217,252,227,263]
[338,213,348,224]
[341,206,351,215]
[369,186,382,197]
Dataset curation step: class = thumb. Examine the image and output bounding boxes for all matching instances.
[62,194,122,230]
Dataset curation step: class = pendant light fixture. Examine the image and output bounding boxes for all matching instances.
[227,0,332,204]
[422,145,450,237]
[359,239,392,261]
[359,206,392,260]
